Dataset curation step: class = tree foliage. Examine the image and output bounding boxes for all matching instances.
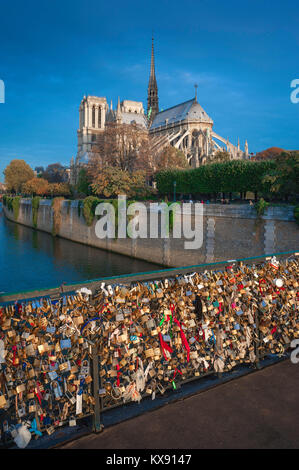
[76,168,90,195]
[207,150,231,164]
[262,151,299,195]
[88,123,156,179]
[48,183,71,197]
[155,146,189,171]
[42,163,68,183]
[21,178,71,197]
[156,160,277,196]
[4,159,34,193]
[22,177,50,196]
[254,147,285,161]
[91,166,148,198]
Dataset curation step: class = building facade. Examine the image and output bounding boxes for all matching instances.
[70,38,249,184]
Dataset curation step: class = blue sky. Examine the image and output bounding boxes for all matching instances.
[0,0,298,181]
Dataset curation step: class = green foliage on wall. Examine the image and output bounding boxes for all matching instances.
[3,195,13,210]
[32,196,40,228]
[255,198,269,216]
[81,197,145,237]
[82,196,102,226]
[51,197,64,236]
[12,197,21,221]
[2,196,21,220]
[77,200,83,218]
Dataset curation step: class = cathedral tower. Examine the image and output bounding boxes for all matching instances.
[147,36,159,122]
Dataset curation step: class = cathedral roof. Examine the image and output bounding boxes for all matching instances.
[106,109,148,128]
[150,98,213,130]
[120,112,148,128]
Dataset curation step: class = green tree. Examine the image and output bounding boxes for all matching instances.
[155,160,277,197]
[262,151,299,197]
[76,168,90,195]
[207,150,230,164]
[4,159,34,193]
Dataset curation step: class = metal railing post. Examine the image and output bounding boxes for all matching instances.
[255,308,261,369]
[91,343,102,433]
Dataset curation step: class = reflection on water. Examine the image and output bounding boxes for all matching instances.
[0,205,161,294]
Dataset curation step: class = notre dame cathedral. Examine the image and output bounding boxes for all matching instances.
[70,38,249,184]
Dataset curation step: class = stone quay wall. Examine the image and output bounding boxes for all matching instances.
[3,199,298,268]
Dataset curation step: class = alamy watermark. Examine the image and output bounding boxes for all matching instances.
[0,80,5,103]
[94,196,203,250]
[290,340,299,364]
[290,79,299,104]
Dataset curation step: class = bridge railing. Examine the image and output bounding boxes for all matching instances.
[0,250,298,446]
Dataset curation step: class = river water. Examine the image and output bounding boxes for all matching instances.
[0,205,161,295]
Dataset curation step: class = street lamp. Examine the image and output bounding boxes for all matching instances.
[173,180,177,202]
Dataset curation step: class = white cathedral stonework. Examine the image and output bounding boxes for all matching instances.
[70,39,249,185]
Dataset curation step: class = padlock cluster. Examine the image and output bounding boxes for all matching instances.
[0,294,95,438]
[0,255,298,443]
[87,256,298,406]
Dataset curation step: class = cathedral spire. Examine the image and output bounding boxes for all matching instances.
[116,97,122,123]
[245,139,249,157]
[147,35,159,123]
[150,35,156,78]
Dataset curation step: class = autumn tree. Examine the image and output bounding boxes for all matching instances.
[88,123,156,181]
[254,147,285,161]
[4,159,35,193]
[154,145,189,171]
[22,177,50,196]
[49,183,71,197]
[91,167,148,198]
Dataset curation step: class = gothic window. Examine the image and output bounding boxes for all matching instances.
[98,107,101,128]
[92,106,95,128]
